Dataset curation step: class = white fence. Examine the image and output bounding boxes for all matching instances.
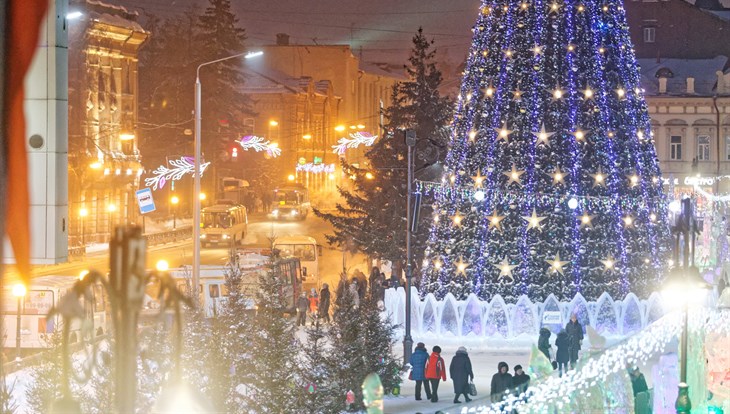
[383,288,668,339]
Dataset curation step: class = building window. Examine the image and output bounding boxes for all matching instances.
[697,135,710,161]
[243,118,255,135]
[670,135,682,160]
[726,136,730,160]
[643,27,656,43]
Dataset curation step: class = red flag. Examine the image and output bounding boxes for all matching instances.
[3,0,48,282]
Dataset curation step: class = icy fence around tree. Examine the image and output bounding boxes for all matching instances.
[383,287,667,339]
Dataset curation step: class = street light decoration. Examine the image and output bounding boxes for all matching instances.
[239,135,281,157]
[145,156,211,191]
[331,131,377,155]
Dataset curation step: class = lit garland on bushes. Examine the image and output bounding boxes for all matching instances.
[419,0,671,303]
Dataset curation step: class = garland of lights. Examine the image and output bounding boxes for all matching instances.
[239,135,281,157]
[331,132,377,155]
[145,156,210,191]
[295,163,336,174]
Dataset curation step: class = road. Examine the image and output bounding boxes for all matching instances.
[20,213,369,290]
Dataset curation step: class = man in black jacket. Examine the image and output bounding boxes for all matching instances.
[565,313,584,369]
[512,365,530,396]
[490,361,513,403]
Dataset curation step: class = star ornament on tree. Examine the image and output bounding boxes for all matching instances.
[531,124,556,147]
[471,169,486,188]
[591,168,607,187]
[522,208,547,231]
[504,165,525,186]
[455,257,469,275]
[600,255,617,271]
[571,128,589,142]
[451,212,464,227]
[546,253,569,276]
[487,211,506,231]
[494,258,518,281]
[579,211,595,229]
[552,167,565,184]
[494,123,513,142]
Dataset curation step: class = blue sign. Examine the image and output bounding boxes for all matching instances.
[135,188,156,214]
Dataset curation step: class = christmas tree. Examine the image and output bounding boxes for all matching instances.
[421,0,669,302]
[295,317,333,413]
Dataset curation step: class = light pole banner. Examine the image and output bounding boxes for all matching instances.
[135,188,156,214]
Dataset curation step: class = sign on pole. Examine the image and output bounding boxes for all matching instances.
[135,188,156,214]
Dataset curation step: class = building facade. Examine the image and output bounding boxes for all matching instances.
[67,0,147,246]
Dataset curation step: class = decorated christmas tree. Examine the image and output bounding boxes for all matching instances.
[421,0,669,302]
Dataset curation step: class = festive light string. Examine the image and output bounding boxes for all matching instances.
[331,131,377,155]
[295,163,336,174]
[145,156,210,191]
[239,135,281,157]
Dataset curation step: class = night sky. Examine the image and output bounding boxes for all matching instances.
[105,0,481,68]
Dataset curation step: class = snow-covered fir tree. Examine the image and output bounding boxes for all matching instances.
[239,252,299,412]
[421,0,670,302]
[80,348,113,414]
[136,324,174,413]
[25,332,67,413]
[295,316,334,413]
[0,378,18,414]
[324,277,368,412]
[360,293,402,395]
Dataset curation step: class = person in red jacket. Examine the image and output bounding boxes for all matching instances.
[424,345,447,402]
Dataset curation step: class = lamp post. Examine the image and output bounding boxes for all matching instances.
[171,195,179,230]
[12,283,26,364]
[194,50,262,300]
[403,129,416,365]
[107,204,117,236]
[79,207,88,249]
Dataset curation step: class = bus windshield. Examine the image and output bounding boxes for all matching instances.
[202,212,232,229]
[276,244,316,261]
[275,191,301,205]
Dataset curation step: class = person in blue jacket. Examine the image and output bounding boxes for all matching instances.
[409,342,431,401]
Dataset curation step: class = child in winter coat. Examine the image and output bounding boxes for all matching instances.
[538,327,552,361]
[555,330,570,377]
[409,342,431,401]
[424,345,447,403]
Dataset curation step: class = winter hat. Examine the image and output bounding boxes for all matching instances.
[498,361,509,371]
[514,364,523,371]
[457,346,467,353]
[432,345,442,353]
[416,342,426,349]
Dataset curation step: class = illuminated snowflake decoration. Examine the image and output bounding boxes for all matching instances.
[144,156,210,191]
[239,135,281,157]
[331,132,377,155]
[295,163,336,174]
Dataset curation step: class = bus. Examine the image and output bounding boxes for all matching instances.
[200,203,248,248]
[270,184,310,220]
[2,276,108,349]
[273,235,321,290]
[166,255,303,317]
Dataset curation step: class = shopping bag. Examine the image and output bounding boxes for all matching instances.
[469,381,477,396]
[408,370,413,380]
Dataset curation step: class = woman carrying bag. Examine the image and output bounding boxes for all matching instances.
[449,346,474,404]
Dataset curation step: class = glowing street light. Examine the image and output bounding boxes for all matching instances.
[171,195,180,230]
[287,174,295,182]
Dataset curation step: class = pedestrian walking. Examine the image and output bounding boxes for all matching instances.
[409,342,431,401]
[349,279,360,307]
[565,313,584,369]
[308,289,319,315]
[555,329,570,377]
[319,283,331,323]
[490,361,513,403]
[512,364,530,395]
[538,327,552,361]
[296,292,309,326]
[449,346,473,404]
[424,345,446,403]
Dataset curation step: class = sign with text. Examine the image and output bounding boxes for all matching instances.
[136,188,156,214]
[542,310,562,325]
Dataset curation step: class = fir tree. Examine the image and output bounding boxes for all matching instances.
[324,277,368,412]
[239,253,299,412]
[25,332,66,414]
[136,324,174,414]
[315,28,453,278]
[421,0,670,302]
[295,316,333,413]
[360,293,402,395]
[0,378,18,414]
[80,348,113,414]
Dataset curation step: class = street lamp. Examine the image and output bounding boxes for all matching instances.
[403,129,416,365]
[79,207,88,249]
[171,195,180,230]
[194,50,263,302]
[12,283,26,364]
[662,267,710,413]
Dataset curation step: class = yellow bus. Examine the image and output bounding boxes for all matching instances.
[200,203,248,248]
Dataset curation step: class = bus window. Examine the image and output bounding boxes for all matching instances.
[202,212,232,228]
[276,244,315,261]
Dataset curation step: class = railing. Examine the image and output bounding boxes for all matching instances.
[68,226,193,258]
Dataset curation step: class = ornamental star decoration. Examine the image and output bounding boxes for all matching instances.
[531,124,556,147]
[494,123,513,142]
[455,257,469,275]
[494,259,518,281]
[504,165,525,186]
[546,253,569,276]
[522,208,547,231]
[487,211,506,232]
[471,169,486,188]
[600,255,617,271]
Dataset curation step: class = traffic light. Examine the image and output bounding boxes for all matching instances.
[231,146,238,159]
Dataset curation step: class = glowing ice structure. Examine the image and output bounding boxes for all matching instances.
[383,288,667,339]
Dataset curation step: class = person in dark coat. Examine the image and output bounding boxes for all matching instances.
[409,342,431,401]
[512,365,530,396]
[565,313,584,369]
[490,361,513,403]
[629,366,648,396]
[296,293,309,326]
[555,330,570,377]
[424,345,446,402]
[319,284,331,323]
[449,346,473,403]
[538,327,552,361]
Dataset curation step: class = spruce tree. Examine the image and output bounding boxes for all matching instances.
[0,379,18,414]
[239,253,299,412]
[25,333,66,413]
[136,324,174,414]
[324,278,368,412]
[315,28,453,277]
[360,293,402,395]
[296,317,333,413]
